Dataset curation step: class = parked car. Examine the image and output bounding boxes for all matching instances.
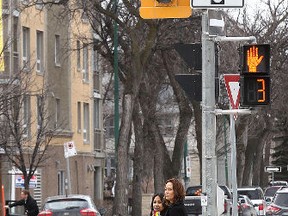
[238,195,257,216]
[266,187,288,215]
[269,180,288,186]
[184,185,232,215]
[38,194,105,216]
[264,186,282,205]
[237,187,266,216]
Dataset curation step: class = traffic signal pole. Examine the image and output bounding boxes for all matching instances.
[201,10,257,216]
[201,11,217,216]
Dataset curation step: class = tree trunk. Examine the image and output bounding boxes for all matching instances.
[252,130,268,186]
[262,136,272,186]
[113,93,134,216]
[131,101,143,216]
[242,137,258,186]
[236,119,248,187]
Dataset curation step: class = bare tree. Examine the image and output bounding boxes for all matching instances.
[0,72,62,189]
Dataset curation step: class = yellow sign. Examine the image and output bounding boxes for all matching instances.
[140,0,192,19]
[0,0,4,71]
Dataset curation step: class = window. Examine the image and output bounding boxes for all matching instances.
[77,102,81,132]
[82,45,89,82]
[92,50,100,92]
[37,95,44,129]
[55,98,60,128]
[92,49,99,72]
[83,103,90,143]
[22,27,30,71]
[23,95,31,138]
[36,30,44,73]
[55,35,60,66]
[57,171,65,195]
[77,40,81,70]
[93,99,100,129]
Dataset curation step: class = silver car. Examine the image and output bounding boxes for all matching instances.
[237,187,267,216]
[266,187,288,215]
[38,194,105,216]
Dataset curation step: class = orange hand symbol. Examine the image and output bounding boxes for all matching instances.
[247,46,264,72]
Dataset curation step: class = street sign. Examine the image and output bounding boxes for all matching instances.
[224,74,240,109]
[64,141,77,158]
[191,0,244,8]
[208,10,225,36]
[265,166,282,172]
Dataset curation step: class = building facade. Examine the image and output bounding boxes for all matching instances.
[0,0,105,209]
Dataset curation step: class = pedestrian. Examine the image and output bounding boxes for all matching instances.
[164,178,188,216]
[150,193,168,216]
[6,189,39,216]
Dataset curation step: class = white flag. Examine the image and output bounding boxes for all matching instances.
[64,141,77,158]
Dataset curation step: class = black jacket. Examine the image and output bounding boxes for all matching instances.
[9,195,39,216]
[165,201,188,216]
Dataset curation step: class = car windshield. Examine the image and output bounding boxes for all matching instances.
[274,193,288,207]
[264,187,280,197]
[186,186,202,196]
[45,199,89,210]
[238,190,261,200]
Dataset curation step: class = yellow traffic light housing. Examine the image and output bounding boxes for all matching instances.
[140,0,192,19]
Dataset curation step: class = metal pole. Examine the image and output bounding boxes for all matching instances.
[202,11,217,216]
[223,117,229,186]
[66,157,72,194]
[230,114,238,216]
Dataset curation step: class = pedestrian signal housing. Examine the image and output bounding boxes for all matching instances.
[240,44,271,106]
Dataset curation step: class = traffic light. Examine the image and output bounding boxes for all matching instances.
[240,44,270,106]
[139,0,191,19]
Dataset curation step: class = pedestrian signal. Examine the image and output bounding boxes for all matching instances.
[240,44,271,106]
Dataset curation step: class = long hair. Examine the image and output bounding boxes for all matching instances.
[150,193,166,216]
[165,178,186,204]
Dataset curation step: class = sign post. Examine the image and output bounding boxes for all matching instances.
[223,74,240,216]
[265,166,282,185]
[64,141,77,195]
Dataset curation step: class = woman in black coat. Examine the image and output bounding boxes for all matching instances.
[8,189,39,216]
[164,178,188,216]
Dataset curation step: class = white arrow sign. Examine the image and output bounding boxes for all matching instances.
[265,166,282,172]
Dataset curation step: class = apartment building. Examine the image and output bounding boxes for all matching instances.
[0,0,105,207]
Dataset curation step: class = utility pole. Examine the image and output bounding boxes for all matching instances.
[201,11,217,216]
